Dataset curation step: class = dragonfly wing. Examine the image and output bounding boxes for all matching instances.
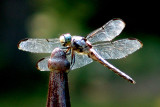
[86,18,125,43]
[36,57,50,71]
[92,38,143,59]
[36,53,93,71]
[67,52,93,70]
[18,38,62,53]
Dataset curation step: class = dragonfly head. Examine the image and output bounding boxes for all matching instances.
[59,33,71,46]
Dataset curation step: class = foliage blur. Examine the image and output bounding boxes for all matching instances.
[0,0,160,107]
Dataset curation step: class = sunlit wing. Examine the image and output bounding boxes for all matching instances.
[36,57,50,71]
[18,38,62,53]
[92,38,143,59]
[86,18,125,43]
[67,52,93,70]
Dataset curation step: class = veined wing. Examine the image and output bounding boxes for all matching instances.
[18,38,62,53]
[86,18,125,43]
[36,52,93,71]
[67,52,93,70]
[36,57,50,71]
[92,38,143,59]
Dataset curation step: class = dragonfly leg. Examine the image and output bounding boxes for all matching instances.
[66,47,71,55]
[61,47,71,55]
[61,47,68,49]
[70,49,75,69]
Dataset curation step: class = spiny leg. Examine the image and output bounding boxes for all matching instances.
[70,49,75,69]
[61,47,69,49]
[61,47,71,55]
[66,47,71,55]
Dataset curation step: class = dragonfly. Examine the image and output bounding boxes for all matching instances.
[18,18,143,84]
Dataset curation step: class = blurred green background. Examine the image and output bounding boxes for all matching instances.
[1,0,160,107]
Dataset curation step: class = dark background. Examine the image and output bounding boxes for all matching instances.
[1,0,160,107]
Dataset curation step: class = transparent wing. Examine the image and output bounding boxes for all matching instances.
[36,57,50,71]
[67,52,93,70]
[18,38,62,53]
[92,38,143,59]
[86,18,125,43]
[36,53,93,71]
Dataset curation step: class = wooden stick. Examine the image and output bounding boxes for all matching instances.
[47,48,71,107]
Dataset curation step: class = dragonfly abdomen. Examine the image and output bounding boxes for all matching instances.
[89,48,136,84]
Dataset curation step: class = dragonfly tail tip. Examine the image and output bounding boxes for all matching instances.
[129,79,136,84]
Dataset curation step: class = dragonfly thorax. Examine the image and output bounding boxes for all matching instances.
[71,36,92,54]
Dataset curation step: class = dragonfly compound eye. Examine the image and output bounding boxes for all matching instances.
[59,33,71,46]
[59,35,65,45]
[64,33,71,43]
